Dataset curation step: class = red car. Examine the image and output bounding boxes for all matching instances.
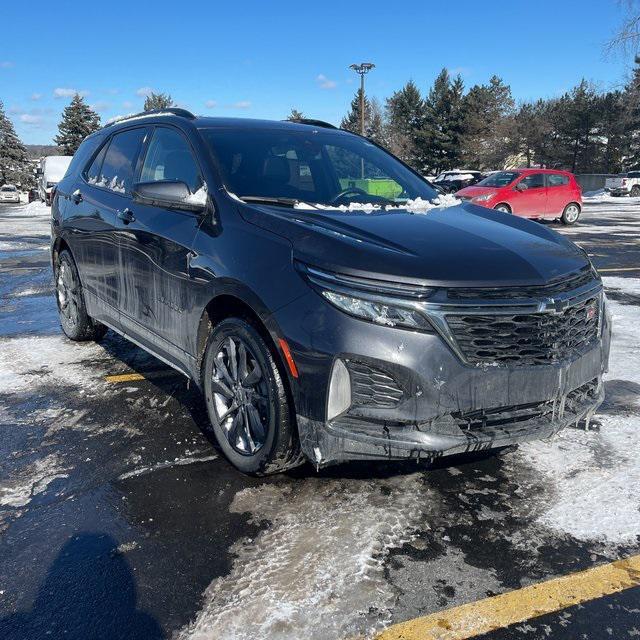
[456,169,582,225]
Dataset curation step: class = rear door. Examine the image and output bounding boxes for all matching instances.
[545,173,571,216]
[116,125,206,365]
[511,172,547,217]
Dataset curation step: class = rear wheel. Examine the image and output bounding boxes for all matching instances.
[494,204,511,213]
[54,250,107,341]
[202,318,304,475]
[561,203,581,225]
[631,185,640,197]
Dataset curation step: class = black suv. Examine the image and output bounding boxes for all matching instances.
[52,109,611,474]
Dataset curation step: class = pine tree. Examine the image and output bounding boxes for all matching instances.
[286,108,305,121]
[0,100,32,187]
[143,92,174,111]
[340,89,369,134]
[622,66,640,169]
[54,94,101,155]
[385,80,425,169]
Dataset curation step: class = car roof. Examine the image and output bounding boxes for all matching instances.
[509,168,573,176]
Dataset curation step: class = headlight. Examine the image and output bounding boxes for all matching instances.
[473,194,495,202]
[322,290,432,331]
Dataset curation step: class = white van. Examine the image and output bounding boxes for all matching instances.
[37,156,73,205]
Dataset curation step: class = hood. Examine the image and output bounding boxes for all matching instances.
[238,202,590,287]
[456,185,500,198]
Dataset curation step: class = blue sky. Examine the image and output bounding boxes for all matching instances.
[0,0,633,144]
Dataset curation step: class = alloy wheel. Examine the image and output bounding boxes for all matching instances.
[56,261,80,328]
[565,204,580,223]
[210,336,270,455]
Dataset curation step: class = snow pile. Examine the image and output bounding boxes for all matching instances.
[0,454,69,508]
[295,194,460,214]
[516,276,640,546]
[179,473,432,640]
[583,189,640,203]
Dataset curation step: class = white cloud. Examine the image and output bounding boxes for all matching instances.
[448,66,472,77]
[135,86,154,97]
[1,61,13,69]
[122,101,134,109]
[54,87,89,98]
[90,101,110,112]
[205,99,217,109]
[107,88,120,95]
[31,93,42,101]
[316,74,337,90]
[19,114,42,125]
[231,100,251,109]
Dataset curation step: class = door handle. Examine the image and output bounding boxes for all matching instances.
[71,189,83,204]
[117,208,135,224]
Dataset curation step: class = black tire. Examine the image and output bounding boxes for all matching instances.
[202,318,304,475]
[631,185,640,197]
[54,249,107,341]
[561,202,581,225]
[493,203,511,213]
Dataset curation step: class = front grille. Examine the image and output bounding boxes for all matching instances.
[347,361,404,407]
[452,378,599,432]
[446,294,601,365]
[448,267,596,300]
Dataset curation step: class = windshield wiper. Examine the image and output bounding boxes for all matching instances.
[239,196,299,208]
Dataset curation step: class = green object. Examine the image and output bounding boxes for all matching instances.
[339,178,403,199]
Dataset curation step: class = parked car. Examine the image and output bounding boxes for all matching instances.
[52,110,610,475]
[605,171,640,197]
[36,155,73,205]
[456,169,583,225]
[0,184,21,204]
[433,170,484,193]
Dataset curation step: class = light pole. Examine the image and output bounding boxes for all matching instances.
[349,62,375,136]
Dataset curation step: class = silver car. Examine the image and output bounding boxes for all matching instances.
[0,185,21,204]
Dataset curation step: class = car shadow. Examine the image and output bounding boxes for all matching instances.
[0,533,163,640]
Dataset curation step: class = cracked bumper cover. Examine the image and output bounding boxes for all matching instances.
[275,291,612,466]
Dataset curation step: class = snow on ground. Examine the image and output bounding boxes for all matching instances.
[0,200,51,238]
[515,276,640,546]
[0,454,69,508]
[179,473,432,640]
[583,189,640,204]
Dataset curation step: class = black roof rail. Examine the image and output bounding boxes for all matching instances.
[285,118,337,129]
[103,107,196,127]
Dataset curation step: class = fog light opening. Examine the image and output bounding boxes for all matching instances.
[327,358,351,421]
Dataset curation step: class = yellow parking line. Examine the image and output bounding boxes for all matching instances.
[598,267,640,273]
[105,370,178,383]
[375,554,640,640]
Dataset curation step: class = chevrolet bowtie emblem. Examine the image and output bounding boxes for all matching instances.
[545,298,568,313]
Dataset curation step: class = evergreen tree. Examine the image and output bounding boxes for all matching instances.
[54,94,101,155]
[286,108,305,121]
[385,80,425,169]
[0,100,33,187]
[622,66,640,169]
[340,90,386,144]
[143,92,175,111]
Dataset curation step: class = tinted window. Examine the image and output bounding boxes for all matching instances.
[139,127,202,194]
[94,128,147,194]
[201,128,437,206]
[85,143,108,183]
[628,171,640,178]
[520,173,545,189]
[547,174,569,187]
[478,172,520,187]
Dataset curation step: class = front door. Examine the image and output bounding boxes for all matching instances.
[116,125,206,364]
[511,173,548,217]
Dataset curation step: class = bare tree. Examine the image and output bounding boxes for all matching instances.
[607,1,640,56]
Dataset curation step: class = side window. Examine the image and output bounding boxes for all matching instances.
[628,171,640,179]
[139,127,202,194]
[98,128,147,194]
[547,174,569,187]
[85,143,108,184]
[520,173,545,189]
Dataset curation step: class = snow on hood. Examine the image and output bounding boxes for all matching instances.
[294,194,460,214]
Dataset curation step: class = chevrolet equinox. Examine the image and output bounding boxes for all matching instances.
[51,109,611,474]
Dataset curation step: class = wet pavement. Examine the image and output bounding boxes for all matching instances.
[0,198,639,640]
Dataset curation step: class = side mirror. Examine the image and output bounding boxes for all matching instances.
[515,182,528,192]
[132,180,207,213]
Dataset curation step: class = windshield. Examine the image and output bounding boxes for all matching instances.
[1,186,17,192]
[200,127,438,207]
[478,171,520,188]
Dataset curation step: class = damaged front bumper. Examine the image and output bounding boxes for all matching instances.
[275,285,612,467]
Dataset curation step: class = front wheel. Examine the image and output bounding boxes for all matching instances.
[54,250,107,341]
[494,204,511,213]
[561,203,581,225]
[202,318,304,475]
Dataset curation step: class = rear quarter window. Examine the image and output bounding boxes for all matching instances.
[548,174,569,187]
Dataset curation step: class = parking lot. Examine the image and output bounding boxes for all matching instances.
[0,197,639,640]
